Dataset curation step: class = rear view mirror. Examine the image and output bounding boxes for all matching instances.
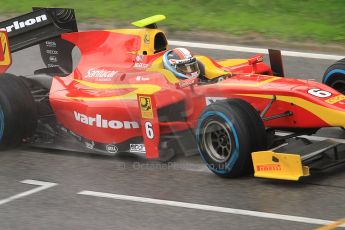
[248,54,263,65]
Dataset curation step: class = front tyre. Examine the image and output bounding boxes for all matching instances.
[196,98,267,178]
[322,58,345,94]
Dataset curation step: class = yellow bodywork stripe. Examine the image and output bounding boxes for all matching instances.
[237,93,345,126]
[221,77,281,87]
[147,56,180,84]
[196,56,229,79]
[217,59,247,67]
[67,79,161,101]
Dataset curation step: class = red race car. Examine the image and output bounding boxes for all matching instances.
[1,8,345,180]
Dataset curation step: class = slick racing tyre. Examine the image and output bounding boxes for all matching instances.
[0,74,37,149]
[323,58,345,94]
[196,98,267,178]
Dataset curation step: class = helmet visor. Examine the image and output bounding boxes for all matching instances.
[176,60,200,76]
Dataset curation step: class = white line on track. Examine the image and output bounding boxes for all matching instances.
[78,190,337,226]
[169,40,345,60]
[0,180,57,206]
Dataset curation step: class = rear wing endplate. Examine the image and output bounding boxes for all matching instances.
[0,31,11,73]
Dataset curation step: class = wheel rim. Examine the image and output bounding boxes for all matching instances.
[202,120,234,164]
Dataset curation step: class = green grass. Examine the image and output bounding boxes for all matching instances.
[1,0,345,44]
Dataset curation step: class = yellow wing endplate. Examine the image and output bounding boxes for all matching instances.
[132,15,166,28]
[252,151,310,181]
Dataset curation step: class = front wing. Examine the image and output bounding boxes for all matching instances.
[252,139,345,180]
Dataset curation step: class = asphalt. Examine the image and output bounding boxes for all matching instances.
[1,40,344,230]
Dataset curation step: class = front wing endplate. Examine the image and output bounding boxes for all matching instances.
[252,151,310,181]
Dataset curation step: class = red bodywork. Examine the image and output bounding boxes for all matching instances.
[45,30,345,158]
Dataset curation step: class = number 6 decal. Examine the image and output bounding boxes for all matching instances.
[308,88,332,98]
[145,121,154,139]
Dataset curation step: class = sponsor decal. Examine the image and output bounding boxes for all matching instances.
[46,49,59,55]
[176,77,198,89]
[85,140,95,150]
[139,96,153,119]
[74,111,139,129]
[144,34,150,44]
[48,63,59,68]
[45,41,57,47]
[325,95,345,104]
[136,76,150,81]
[49,56,58,63]
[85,68,118,80]
[134,62,149,69]
[135,55,144,62]
[106,144,118,154]
[134,55,149,69]
[130,144,146,153]
[256,164,282,172]
[205,97,227,105]
[0,14,48,33]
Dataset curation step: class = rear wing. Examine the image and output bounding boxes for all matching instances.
[0,8,78,74]
[0,7,77,52]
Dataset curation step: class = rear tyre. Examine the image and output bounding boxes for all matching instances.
[0,74,37,149]
[196,98,267,178]
[322,58,345,94]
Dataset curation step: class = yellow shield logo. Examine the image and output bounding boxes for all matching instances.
[0,31,11,68]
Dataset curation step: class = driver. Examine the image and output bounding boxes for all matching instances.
[163,48,200,79]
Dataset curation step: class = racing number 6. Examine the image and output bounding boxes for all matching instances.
[144,121,154,139]
[308,88,332,98]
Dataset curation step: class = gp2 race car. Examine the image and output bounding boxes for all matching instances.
[1,8,345,180]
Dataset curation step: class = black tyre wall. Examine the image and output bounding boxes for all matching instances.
[322,58,345,94]
[0,74,37,148]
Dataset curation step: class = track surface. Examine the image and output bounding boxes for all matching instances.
[1,43,345,230]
